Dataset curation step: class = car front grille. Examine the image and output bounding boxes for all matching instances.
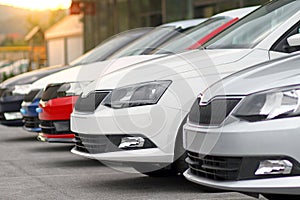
[23,116,40,129]
[74,133,88,153]
[186,151,300,181]
[74,133,156,154]
[188,98,241,126]
[41,84,63,101]
[74,133,112,154]
[24,89,40,102]
[74,91,110,113]
[186,151,242,181]
[40,120,71,134]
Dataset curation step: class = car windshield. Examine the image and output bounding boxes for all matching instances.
[69,28,150,66]
[108,26,179,59]
[154,17,232,54]
[204,0,300,49]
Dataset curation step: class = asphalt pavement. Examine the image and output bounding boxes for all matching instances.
[0,125,266,200]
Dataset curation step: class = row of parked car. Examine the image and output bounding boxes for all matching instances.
[1,1,300,199]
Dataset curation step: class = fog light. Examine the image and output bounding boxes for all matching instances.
[37,133,47,142]
[255,160,293,175]
[4,112,23,120]
[118,137,145,149]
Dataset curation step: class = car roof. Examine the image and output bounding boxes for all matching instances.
[212,6,260,19]
[161,18,207,29]
[0,65,68,88]
[160,6,260,30]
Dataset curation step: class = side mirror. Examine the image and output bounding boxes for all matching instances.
[287,34,300,47]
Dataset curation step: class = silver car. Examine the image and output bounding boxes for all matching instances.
[183,52,300,200]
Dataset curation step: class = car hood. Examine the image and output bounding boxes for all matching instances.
[0,65,66,89]
[201,53,300,102]
[30,54,165,90]
[86,49,253,93]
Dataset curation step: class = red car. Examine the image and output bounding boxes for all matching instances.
[38,83,80,142]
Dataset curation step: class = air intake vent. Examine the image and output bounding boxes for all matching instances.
[24,89,40,102]
[187,151,242,181]
[188,98,241,126]
[41,84,63,101]
[75,91,110,113]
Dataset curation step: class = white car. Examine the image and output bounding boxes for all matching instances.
[70,0,300,177]
[183,52,300,200]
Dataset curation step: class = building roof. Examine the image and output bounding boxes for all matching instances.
[45,14,83,40]
[25,26,41,41]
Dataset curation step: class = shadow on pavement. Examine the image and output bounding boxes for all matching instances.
[2,135,37,142]
[42,158,104,168]
[27,144,74,153]
[86,175,221,194]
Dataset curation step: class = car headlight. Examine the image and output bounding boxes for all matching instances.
[233,86,300,122]
[102,80,172,109]
[57,82,91,98]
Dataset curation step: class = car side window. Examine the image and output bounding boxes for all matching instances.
[271,21,300,53]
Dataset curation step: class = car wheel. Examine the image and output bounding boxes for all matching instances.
[133,115,189,177]
[132,163,176,177]
[171,115,188,174]
[262,194,300,200]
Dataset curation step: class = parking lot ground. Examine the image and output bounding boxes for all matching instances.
[0,125,266,200]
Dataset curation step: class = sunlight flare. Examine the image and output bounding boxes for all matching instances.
[0,0,72,10]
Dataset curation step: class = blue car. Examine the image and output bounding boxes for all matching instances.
[20,89,42,132]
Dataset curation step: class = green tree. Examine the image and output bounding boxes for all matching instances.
[8,71,14,78]
[2,72,8,81]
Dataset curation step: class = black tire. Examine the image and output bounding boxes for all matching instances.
[132,163,176,177]
[133,116,189,177]
[171,115,189,174]
[262,194,300,200]
[140,168,176,177]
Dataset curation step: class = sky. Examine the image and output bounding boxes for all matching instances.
[0,0,72,10]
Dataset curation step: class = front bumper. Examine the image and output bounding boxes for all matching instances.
[71,147,173,163]
[0,95,24,126]
[71,104,187,163]
[183,117,300,195]
[23,116,40,132]
[39,96,78,121]
[0,118,23,126]
[38,96,77,143]
[184,169,300,195]
[21,99,41,132]
[37,132,74,143]
[39,120,74,143]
